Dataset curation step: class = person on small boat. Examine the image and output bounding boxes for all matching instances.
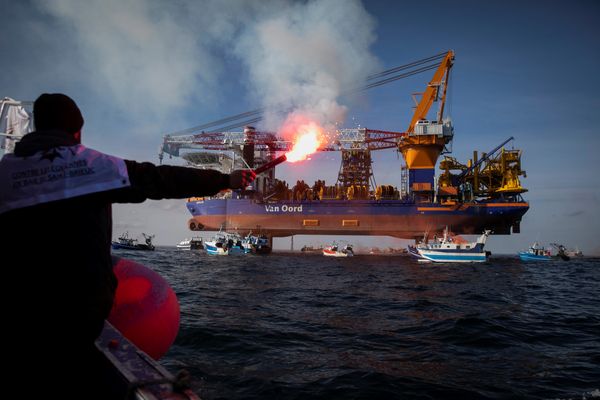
[0,93,255,393]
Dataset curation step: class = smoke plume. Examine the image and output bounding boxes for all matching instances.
[234,0,380,134]
[32,0,379,134]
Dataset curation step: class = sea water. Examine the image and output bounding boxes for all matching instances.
[116,249,600,400]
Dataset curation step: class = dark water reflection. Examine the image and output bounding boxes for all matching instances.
[120,249,600,399]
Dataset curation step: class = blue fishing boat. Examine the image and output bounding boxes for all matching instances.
[245,232,272,254]
[408,228,491,263]
[518,243,553,261]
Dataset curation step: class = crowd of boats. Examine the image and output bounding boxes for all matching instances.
[407,227,582,263]
[201,232,272,255]
[112,228,582,262]
[112,231,272,255]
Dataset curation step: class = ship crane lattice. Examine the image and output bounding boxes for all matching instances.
[159,127,405,167]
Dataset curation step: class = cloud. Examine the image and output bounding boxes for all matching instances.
[36,0,226,122]
[32,0,379,134]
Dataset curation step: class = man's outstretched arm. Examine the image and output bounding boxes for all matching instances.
[111,160,254,203]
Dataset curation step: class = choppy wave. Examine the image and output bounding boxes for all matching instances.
[118,249,600,399]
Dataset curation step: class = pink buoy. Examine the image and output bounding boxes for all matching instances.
[108,256,180,360]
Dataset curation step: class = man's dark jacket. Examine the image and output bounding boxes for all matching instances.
[0,130,230,350]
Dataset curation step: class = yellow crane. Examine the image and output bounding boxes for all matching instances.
[398,50,455,200]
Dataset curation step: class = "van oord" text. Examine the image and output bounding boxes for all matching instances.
[264,204,303,213]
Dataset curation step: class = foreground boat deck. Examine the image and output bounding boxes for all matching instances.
[96,322,200,399]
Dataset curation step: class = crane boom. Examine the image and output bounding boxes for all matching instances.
[407,50,454,133]
[159,128,405,160]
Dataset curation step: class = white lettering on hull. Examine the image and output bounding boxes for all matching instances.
[264,204,303,213]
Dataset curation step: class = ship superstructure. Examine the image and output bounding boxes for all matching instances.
[158,51,528,244]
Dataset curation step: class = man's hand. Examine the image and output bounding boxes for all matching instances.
[229,169,256,189]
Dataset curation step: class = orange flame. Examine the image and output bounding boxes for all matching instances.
[281,116,323,162]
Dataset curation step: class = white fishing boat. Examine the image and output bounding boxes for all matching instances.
[204,232,251,255]
[323,242,354,257]
[176,237,204,250]
[565,246,583,258]
[408,228,491,263]
[204,232,229,255]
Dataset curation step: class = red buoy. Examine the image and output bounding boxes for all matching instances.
[108,256,180,360]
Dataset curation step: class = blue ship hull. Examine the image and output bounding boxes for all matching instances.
[186,198,528,239]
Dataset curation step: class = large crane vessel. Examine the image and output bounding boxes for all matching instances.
[159,51,529,243]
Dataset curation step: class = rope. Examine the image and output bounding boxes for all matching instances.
[365,51,447,81]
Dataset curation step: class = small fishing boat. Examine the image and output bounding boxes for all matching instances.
[176,237,204,250]
[518,242,552,261]
[550,243,570,261]
[519,242,572,261]
[226,233,253,255]
[245,232,272,254]
[323,242,354,257]
[408,228,491,263]
[112,232,155,251]
[300,245,323,253]
[204,232,251,255]
[565,246,583,258]
[204,232,229,255]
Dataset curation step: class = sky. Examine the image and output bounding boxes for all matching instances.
[2,0,599,255]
